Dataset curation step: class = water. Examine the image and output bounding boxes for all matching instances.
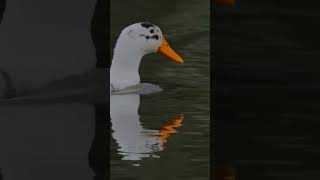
[0,0,107,179]
[0,72,108,180]
[0,104,93,180]
[214,1,320,179]
[0,0,97,94]
[110,0,210,179]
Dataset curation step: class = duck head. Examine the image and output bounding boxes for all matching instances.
[111,22,184,91]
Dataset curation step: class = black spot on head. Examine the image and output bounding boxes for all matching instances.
[150,29,154,34]
[151,35,159,40]
[140,22,154,29]
[139,34,151,40]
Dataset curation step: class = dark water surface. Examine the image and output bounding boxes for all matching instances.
[110,0,210,179]
[214,1,320,179]
[0,103,102,180]
[0,0,107,180]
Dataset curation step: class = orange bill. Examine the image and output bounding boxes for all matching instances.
[160,114,184,144]
[158,37,184,64]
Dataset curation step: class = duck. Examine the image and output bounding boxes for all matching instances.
[110,22,184,93]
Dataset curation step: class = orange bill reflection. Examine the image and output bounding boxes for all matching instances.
[160,114,184,144]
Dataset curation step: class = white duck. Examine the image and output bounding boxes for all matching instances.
[110,22,184,93]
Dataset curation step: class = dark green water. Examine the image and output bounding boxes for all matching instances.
[110,0,210,179]
[214,1,320,179]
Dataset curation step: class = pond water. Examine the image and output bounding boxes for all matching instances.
[110,0,210,179]
[0,0,107,179]
[214,1,320,179]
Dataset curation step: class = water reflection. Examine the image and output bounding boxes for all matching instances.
[0,102,101,180]
[110,93,183,161]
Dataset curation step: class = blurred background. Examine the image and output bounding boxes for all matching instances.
[0,0,107,180]
[214,0,320,179]
[110,0,210,179]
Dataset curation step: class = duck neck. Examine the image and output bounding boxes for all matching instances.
[110,40,144,90]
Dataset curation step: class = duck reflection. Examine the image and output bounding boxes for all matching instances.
[110,93,183,161]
